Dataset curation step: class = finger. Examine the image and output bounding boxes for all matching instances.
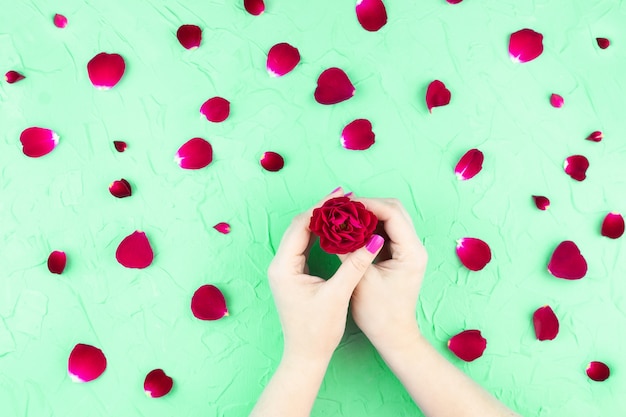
[328,234,384,298]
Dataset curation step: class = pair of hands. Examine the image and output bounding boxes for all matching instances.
[267,188,428,362]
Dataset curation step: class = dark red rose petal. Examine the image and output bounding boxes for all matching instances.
[586,361,610,381]
[200,97,230,122]
[175,137,213,170]
[244,0,265,15]
[113,141,127,152]
[5,70,25,84]
[446,0,463,3]
[115,231,154,269]
[455,148,483,180]
[87,52,125,89]
[601,212,624,239]
[213,222,231,234]
[548,241,587,280]
[550,93,564,108]
[68,344,107,383]
[341,119,375,150]
[53,13,68,28]
[533,305,559,341]
[355,0,387,32]
[532,195,550,211]
[267,43,300,77]
[448,330,486,362]
[585,131,602,142]
[314,68,355,105]
[191,285,228,320]
[177,25,202,49]
[109,179,132,198]
[144,369,174,398]
[564,155,589,181]
[509,29,544,63]
[20,127,60,158]
[260,151,284,172]
[48,251,67,274]
[596,38,610,49]
[426,80,451,113]
[456,237,491,271]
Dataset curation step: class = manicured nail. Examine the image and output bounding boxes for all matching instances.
[344,192,353,198]
[330,186,342,194]
[365,234,384,254]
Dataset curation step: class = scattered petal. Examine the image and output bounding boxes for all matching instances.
[200,97,230,122]
[532,195,550,210]
[601,212,624,239]
[113,141,127,152]
[244,0,265,15]
[355,0,388,32]
[5,70,25,84]
[426,80,451,112]
[533,306,559,341]
[175,138,213,169]
[68,344,107,383]
[267,43,300,77]
[109,179,132,198]
[260,151,284,172]
[455,149,483,180]
[115,231,154,269]
[448,330,486,361]
[550,94,564,108]
[548,241,587,280]
[213,222,231,234]
[446,0,463,3]
[53,13,68,28]
[48,251,67,274]
[177,25,202,49]
[314,68,355,105]
[191,285,228,320]
[456,237,491,271]
[596,38,610,49]
[585,131,602,142]
[341,119,375,150]
[87,52,125,89]
[586,361,610,381]
[509,29,544,63]
[20,127,60,158]
[144,369,174,398]
[564,155,589,181]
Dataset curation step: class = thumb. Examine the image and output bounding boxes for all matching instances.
[328,234,384,297]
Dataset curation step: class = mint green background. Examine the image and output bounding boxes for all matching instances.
[1,0,625,416]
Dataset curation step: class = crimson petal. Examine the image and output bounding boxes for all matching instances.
[355,0,387,32]
[5,70,25,83]
[596,38,610,49]
[564,155,589,181]
[191,285,228,320]
[244,0,265,15]
[455,148,483,180]
[585,131,602,142]
[426,80,451,113]
[446,0,463,3]
[448,330,486,362]
[550,94,564,108]
[509,29,544,63]
[68,344,107,382]
[109,179,132,198]
[533,305,559,341]
[200,97,230,122]
[177,25,202,49]
[53,13,67,28]
[456,238,491,271]
[115,231,154,269]
[260,151,284,172]
[341,119,375,150]
[601,212,624,239]
[532,195,550,211]
[87,52,125,89]
[548,241,587,280]
[144,369,174,398]
[20,127,60,158]
[213,222,231,234]
[267,43,300,77]
[586,361,610,381]
[48,251,67,274]
[113,140,127,152]
[314,68,355,105]
[175,138,213,169]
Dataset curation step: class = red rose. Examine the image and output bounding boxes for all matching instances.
[309,197,378,255]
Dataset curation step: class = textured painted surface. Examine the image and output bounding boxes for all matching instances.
[1,0,626,416]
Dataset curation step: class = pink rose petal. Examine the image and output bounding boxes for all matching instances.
[115,231,154,269]
[20,127,60,158]
[550,93,564,108]
[586,361,610,381]
[267,43,300,77]
[532,195,550,211]
[455,148,483,180]
[68,344,107,383]
[456,237,491,271]
[260,151,284,172]
[87,52,125,89]
[426,80,451,113]
[446,0,463,3]
[200,97,230,122]
[596,38,610,49]
[177,25,202,49]
[213,222,231,234]
[509,29,544,63]
[144,369,174,398]
[175,138,213,170]
[48,251,67,274]
[533,305,559,341]
[113,141,127,152]
[314,68,355,105]
[601,212,624,239]
[5,70,25,84]
[548,241,587,280]
[341,119,375,150]
[109,179,132,198]
[355,0,387,32]
[448,330,486,362]
[191,285,228,320]
[585,131,602,142]
[244,0,265,15]
[564,155,589,181]
[53,13,67,28]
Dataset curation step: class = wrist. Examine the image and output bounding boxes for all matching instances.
[368,320,424,354]
[280,347,332,376]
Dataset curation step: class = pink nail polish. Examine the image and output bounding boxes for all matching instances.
[365,234,384,254]
[330,186,342,194]
[345,192,353,198]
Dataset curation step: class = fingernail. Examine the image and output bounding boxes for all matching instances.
[365,234,384,254]
[330,186,342,194]
[344,192,353,198]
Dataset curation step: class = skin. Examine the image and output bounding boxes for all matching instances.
[249,188,521,417]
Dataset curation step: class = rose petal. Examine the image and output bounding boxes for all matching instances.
[48,251,67,274]
[177,25,202,49]
[533,305,559,341]
[175,138,213,169]
[548,241,587,280]
[144,369,174,398]
[455,148,483,180]
[586,361,610,381]
[191,285,228,320]
[532,195,550,211]
[456,237,491,271]
[448,330,487,362]
[115,231,154,269]
[213,222,231,234]
[564,155,589,181]
[509,29,544,63]
[550,94,564,108]
[20,127,60,158]
[446,0,463,3]
[355,0,387,32]
[68,344,107,383]
[585,131,602,142]
[314,68,355,105]
[244,0,265,15]
[426,80,451,113]
[109,179,132,198]
[601,212,624,239]
[260,151,284,172]
[53,13,68,28]
[5,70,25,84]
[87,52,125,89]
[200,97,230,122]
[267,43,300,77]
[596,38,610,49]
[113,141,127,152]
[341,119,375,150]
